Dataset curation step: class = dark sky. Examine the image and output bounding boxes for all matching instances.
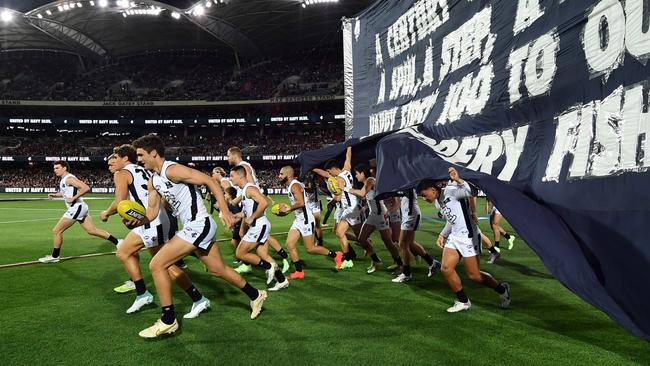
[0,0,197,12]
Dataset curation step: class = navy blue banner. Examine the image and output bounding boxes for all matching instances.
[300,0,650,340]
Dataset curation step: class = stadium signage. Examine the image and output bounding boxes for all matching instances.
[0,155,297,162]
[268,95,340,103]
[0,114,344,126]
[341,0,650,340]
[0,97,343,107]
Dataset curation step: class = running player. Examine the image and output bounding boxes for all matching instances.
[127,135,267,338]
[416,167,510,313]
[100,145,211,317]
[313,147,367,270]
[347,163,403,274]
[227,147,290,273]
[211,166,244,266]
[486,197,516,250]
[391,187,441,283]
[230,165,288,291]
[277,166,343,279]
[38,161,121,263]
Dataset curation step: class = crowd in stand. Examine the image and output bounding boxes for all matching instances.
[0,51,342,102]
[0,166,287,189]
[1,128,344,157]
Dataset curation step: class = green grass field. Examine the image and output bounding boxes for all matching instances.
[0,194,648,365]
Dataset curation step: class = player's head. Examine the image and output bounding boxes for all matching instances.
[53,161,70,177]
[323,159,341,176]
[132,134,165,170]
[230,165,247,187]
[278,166,294,185]
[224,186,237,201]
[416,179,445,203]
[111,144,137,171]
[107,154,118,174]
[354,163,372,183]
[227,147,242,166]
[212,166,227,180]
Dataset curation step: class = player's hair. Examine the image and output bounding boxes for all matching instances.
[281,165,295,177]
[132,134,165,158]
[106,153,117,160]
[227,146,241,156]
[354,163,372,178]
[213,167,227,176]
[53,160,69,171]
[323,159,340,170]
[224,186,237,199]
[415,179,439,193]
[231,165,247,176]
[113,144,137,163]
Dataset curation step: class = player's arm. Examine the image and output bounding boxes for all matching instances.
[447,167,472,199]
[347,177,372,198]
[485,197,492,215]
[280,184,305,216]
[343,146,352,171]
[100,170,130,222]
[220,179,232,190]
[167,164,235,226]
[437,222,452,248]
[65,176,90,203]
[48,192,63,199]
[312,168,329,178]
[468,196,479,226]
[244,186,268,226]
[122,179,159,229]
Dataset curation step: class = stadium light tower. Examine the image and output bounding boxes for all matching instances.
[99,0,108,7]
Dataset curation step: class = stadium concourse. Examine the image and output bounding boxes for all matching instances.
[0,0,649,365]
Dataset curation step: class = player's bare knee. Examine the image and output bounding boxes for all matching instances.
[467,272,483,283]
[441,264,455,276]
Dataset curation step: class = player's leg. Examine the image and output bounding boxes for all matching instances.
[463,255,510,308]
[378,228,402,267]
[483,232,501,264]
[440,247,471,312]
[335,219,355,269]
[358,223,381,273]
[313,211,323,245]
[267,235,290,273]
[115,231,154,313]
[285,229,305,279]
[492,212,516,250]
[40,217,76,263]
[197,242,267,319]
[256,241,288,289]
[78,214,119,246]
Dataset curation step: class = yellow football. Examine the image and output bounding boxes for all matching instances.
[327,176,342,195]
[117,200,146,221]
[271,203,281,216]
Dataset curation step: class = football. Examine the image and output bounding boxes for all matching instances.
[326,176,342,195]
[117,200,146,221]
[271,203,282,216]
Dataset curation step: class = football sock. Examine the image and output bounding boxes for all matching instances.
[185,285,202,302]
[161,305,175,325]
[241,282,259,301]
[456,289,469,303]
[134,279,147,296]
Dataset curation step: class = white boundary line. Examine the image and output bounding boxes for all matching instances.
[0,226,332,269]
[0,217,62,224]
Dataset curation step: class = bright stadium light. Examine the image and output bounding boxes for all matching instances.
[90,0,95,5]
[193,5,205,16]
[99,0,108,7]
[46,9,52,15]
[37,13,43,18]
[1,10,13,22]
[77,2,83,8]
[302,0,338,7]
[171,11,181,19]
[205,1,212,8]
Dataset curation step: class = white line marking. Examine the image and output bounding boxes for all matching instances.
[0,217,62,224]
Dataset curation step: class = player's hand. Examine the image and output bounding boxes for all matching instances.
[122,218,142,229]
[100,210,110,222]
[47,193,55,200]
[436,235,446,248]
[278,203,290,216]
[65,196,75,204]
[244,217,255,226]
[221,211,236,229]
[449,167,461,183]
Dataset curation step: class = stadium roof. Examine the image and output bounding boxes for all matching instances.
[0,0,372,61]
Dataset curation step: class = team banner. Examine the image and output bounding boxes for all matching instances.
[337,0,650,340]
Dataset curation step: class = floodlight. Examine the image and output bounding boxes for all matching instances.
[1,11,12,22]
